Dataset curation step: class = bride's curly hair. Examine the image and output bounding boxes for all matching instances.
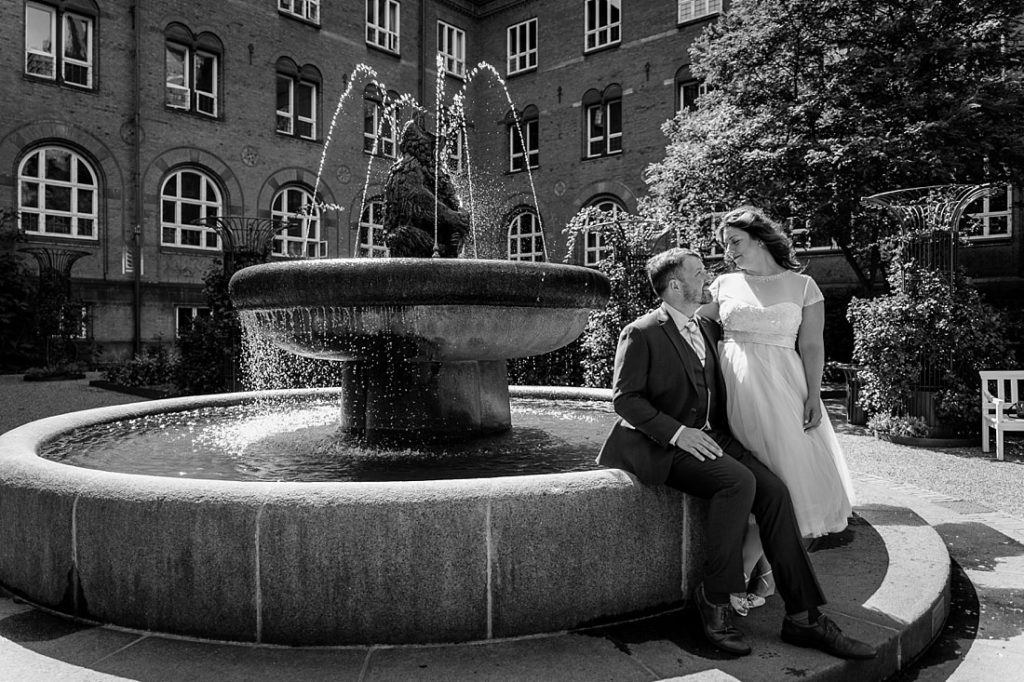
[716,206,802,271]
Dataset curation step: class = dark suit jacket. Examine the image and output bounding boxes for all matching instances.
[597,304,732,485]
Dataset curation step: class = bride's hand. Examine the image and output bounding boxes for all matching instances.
[802,398,822,431]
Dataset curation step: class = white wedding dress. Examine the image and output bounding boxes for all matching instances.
[711,270,855,537]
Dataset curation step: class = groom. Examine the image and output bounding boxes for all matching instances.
[597,247,875,659]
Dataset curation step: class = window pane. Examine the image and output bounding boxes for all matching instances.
[64,15,89,61]
[166,46,187,87]
[180,203,201,225]
[21,182,39,208]
[297,83,313,118]
[45,149,72,181]
[46,215,72,234]
[77,188,93,211]
[45,186,72,212]
[180,171,201,199]
[77,218,94,237]
[195,54,215,92]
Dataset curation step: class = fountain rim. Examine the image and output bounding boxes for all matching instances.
[228,258,612,310]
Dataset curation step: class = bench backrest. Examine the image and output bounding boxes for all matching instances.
[980,370,1024,404]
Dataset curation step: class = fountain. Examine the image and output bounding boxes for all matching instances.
[0,63,707,646]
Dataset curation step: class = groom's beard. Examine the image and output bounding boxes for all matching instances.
[686,284,712,305]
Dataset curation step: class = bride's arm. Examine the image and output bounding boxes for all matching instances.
[797,300,826,430]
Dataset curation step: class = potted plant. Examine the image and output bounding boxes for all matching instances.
[847,263,1015,442]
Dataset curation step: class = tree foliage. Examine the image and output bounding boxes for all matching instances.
[563,207,660,388]
[646,0,1024,293]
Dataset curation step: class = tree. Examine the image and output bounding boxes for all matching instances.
[0,210,38,370]
[646,0,1024,294]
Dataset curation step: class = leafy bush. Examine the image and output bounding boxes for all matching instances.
[866,413,929,438]
[104,345,178,388]
[848,264,1015,433]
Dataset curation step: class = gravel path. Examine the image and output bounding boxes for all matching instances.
[2,374,1021,522]
[826,399,1024,521]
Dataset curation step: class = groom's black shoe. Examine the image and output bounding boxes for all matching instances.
[695,582,751,656]
[781,614,877,659]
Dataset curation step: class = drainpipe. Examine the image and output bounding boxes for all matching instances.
[131,0,143,356]
[418,0,426,105]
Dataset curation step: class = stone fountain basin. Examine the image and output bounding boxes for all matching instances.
[229,258,611,361]
[0,388,705,646]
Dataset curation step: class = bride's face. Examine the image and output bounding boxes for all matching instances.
[722,227,759,269]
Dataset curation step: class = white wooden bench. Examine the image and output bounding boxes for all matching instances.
[980,370,1024,460]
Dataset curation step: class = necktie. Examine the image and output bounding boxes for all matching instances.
[682,317,706,365]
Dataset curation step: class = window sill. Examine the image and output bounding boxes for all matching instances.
[159,244,223,255]
[20,233,99,244]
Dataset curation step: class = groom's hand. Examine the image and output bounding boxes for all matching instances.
[803,398,822,431]
[671,427,723,462]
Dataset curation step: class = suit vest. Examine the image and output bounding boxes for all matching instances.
[685,332,725,432]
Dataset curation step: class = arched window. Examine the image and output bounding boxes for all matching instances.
[582,84,622,158]
[358,198,388,257]
[164,24,222,118]
[271,186,323,257]
[582,197,624,266]
[507,210,545,262]
[364,85,400,158]
[276,58,321,140]
[18,146,98,239]
[160,168,222,250]
[507,105,539,173]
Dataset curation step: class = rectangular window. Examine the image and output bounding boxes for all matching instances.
[965,185,1014,239]
[276,74,294,134]
[25,3,56,79]
[507,18,537,76]
[438,21,466,78]
[277,77,317,140]
[509,118,539,172]
[367,0,400,54]
[584,0,620,52]
[62,12,92,87]
[194,51,218,117]
[678,0,722,24]
[165,44,191,110]
[364,101,397,157]
[586,99,622,158]
[279,0,320,24]
[175,306,211,337]
[166,44,219,118]
[25,3,95,88]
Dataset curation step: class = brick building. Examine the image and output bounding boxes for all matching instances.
[3,0,1020,363]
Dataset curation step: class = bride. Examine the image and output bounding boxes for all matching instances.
[700,206,857,615]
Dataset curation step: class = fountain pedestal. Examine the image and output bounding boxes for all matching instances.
[339,359,511,440]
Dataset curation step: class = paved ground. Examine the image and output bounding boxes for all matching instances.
[0,373,1022,680]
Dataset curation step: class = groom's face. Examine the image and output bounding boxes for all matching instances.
[675,257,711,304]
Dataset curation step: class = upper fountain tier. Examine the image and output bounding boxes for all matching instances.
[230,258,610,362]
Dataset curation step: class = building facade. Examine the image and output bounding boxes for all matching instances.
[3,0,1020,363]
